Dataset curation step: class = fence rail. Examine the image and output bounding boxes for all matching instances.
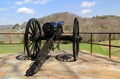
[0,32,120,59]
[80,32,120,59]
[0,32,24,44]
[0,32,24,34]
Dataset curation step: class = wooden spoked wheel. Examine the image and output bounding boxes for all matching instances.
[24,18,42,60]
[73,18,79,61]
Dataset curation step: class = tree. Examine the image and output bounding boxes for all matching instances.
[12,24,19,30]
[64,24,71,32]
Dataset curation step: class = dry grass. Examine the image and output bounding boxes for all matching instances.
[99,40,120,58]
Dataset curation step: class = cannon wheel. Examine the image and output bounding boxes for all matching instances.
[73,18,79,61]
[24,18,42,60]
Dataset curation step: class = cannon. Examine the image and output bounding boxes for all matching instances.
[24,18,82,76]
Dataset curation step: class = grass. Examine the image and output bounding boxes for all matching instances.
[80,43,109,55]
[0,41,120,58]
[0,43,111,55]
[0,43,92,54]
[0,44,24,54]
[99,40,120,58]
[58,43,109,55]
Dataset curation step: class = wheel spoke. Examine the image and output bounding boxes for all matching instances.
[28,31,33,36]
[29,25,34,34]
[33,43,36,57]
[35,23,38,34]
[36,42,40,52]
[30,43,34,55]
[32,22,35,30]
[28,42,33,47]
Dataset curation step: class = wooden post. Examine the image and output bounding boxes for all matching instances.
[90,33,93,54]
[109,34,111,59]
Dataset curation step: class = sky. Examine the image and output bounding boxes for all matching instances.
[0,0,120,25]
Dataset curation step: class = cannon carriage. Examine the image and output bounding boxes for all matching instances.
[24,17,82,76]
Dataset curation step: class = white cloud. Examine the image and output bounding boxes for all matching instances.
[15,0,52,5]
[81,9,91,14]
[0,8,7,11]
[15,0,30,5]
[33,0,52,5]
[80,1,96,8]
[17,7,35,14]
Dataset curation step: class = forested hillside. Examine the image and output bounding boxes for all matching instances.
[21,12,120,32]
[20,12,120,42]
[1,12,116,42]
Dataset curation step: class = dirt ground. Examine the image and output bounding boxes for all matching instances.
[0,51,120,79]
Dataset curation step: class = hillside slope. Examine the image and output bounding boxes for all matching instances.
[1,12,120,42]
[21,12,120,32]
[20,12,120,42]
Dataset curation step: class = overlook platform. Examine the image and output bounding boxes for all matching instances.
[0,51,120,79]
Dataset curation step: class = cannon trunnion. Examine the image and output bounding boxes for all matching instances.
[24,18,82,76]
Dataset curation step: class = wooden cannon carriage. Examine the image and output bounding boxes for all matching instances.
[24,18,82,76]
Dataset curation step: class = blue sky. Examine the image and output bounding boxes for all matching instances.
[0,0,120,25]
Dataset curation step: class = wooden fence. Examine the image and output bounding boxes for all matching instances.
[0,32,24,44]
[0,32,120,59]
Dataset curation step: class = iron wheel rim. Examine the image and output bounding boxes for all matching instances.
[73,18,79,61]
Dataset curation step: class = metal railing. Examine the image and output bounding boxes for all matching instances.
[0,32,120,59]
[80,32,120,59]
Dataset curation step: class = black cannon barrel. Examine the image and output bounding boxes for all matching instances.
[38,35,73,41]
[49,21,64,28]
[42,21,64,39]
[59,35,73,41]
